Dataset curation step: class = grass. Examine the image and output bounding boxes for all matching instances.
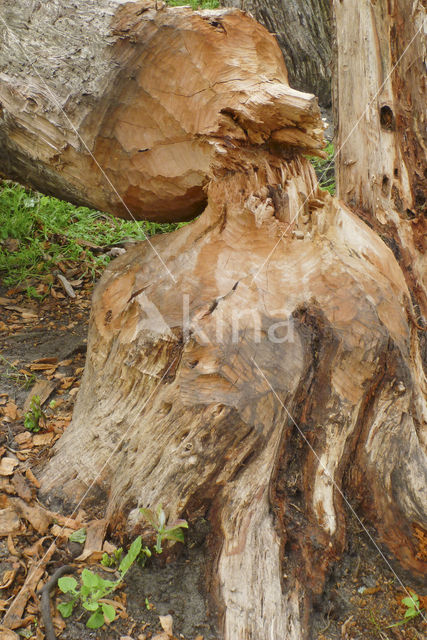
[0,139,335,298]
[0,354,36,389]
[0,181,180,295]
[309,142,336,195]
[165,1,220,8]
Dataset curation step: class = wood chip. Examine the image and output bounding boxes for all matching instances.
[15,432,32,447]
[58,359,72,367]
[0,508,21,536]
[159,614,173,636]
[0,457,18,476]
[32,433,54,447]
[76,518,107,561]
[2,402,19,420]
[25,469,41,488]
[32,357,58,365]
[11,471,33,503]
[57,273,76,298]
[4,305,37,318]
[29,363,58,371]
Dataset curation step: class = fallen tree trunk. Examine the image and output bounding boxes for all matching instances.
[0,0,324,221]
[1,1,426,638]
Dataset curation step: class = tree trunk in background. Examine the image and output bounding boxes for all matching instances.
[222,0,332,106]
[333,0,427,365]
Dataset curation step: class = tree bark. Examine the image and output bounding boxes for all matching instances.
[0,1,323,221]
[2,1,426,639]
[333,0,427,348]
[221,0,333,107]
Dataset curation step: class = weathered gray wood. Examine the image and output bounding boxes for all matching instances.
[222,0,332,106]
[333,0,427,355]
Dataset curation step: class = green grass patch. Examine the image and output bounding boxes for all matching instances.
[309,142,336,195]
[165,0,220,9]
[0,181,181,296]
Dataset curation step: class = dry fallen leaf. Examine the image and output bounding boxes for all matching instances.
[3,542,56,628]
[103,540,118,554]
[0,568,17,590]
[9,497,52,534]
[7,534,19,557]
[0,625,19,639]
[50,524,75,538]
[11,471,32,503]
[76,518,107,561]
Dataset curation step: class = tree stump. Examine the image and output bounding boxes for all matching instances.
[0,1,425,637]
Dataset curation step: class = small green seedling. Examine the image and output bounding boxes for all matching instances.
[24,395,44,432]
[387,590,424,628]
[139,504,188,554]
[58,535,142,629]
[101,544,151,569]
[101,547,123,568]
[68,528,87,544]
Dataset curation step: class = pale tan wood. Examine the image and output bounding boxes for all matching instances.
[333,0,427,324]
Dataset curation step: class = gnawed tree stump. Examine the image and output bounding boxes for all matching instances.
[0,1,425,638]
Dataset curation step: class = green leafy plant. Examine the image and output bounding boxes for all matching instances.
[387,590,424,628]
[308,142,336,195]
[24,395,44,432]
[101,547,123,568]
[68,528,87,544]
[58,536,143,628]
[139,504,188,553]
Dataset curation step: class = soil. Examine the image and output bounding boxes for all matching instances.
[0,276,425,640]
